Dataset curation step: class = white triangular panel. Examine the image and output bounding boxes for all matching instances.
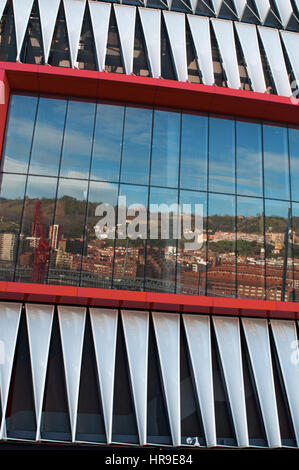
[139,7,161,78]
[182,315,216,447]
[274,0,293,28]
[12,0,34,61]
[258,26,291,97]
[211,0,222,15]
[189,0,197,14]
[152,312,180,447]
[38,0,60,63]
[213,317,249,448]
[0,302,21,439]
[255,0,271,23]
[211,18,241,89]
[26,303,54,441]
[271,320,299,446]
[235,22,266,93]
[90,308,118,444]
[114,4,136,75]
[163,11,188,82]
[281,31,299,97]
[63,0,86,67]
[242,318,281,448]
[58,306,86,442]
[187,15,214,86]
[0,0,7,22]
[234,0,247,19]
[121,310,149,446]
[88,1,111,71]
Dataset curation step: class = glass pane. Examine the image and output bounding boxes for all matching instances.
[2,94,38,173]
[81,181,118,289]
[207,193,236,298]
[292,202,299,302]
[180,113,208,191]
[60,99,96,179]
[0,173,26,281]
[289,127,299,202]
[237,197,265,300]
[177,190,207,296]
[263,124,290,200]
[48,178,88,286]
[29,97,67,176]
[15,176,57,284]
[90,104,125,182]
[265,200,293,301]
[209,117,235,194]
[236,120,263,197]
[150,110,181,188]
[120,107,153,185]
[145,187,178,294]
[113,184,148,291]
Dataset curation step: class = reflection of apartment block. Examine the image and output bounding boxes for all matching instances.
[49,224,60,250]
[0,233,16,261]
[55,250,73,269]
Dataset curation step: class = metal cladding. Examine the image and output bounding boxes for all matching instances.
[2,0,299,97]
[0,302,299,448]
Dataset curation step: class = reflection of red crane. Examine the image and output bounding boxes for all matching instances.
[31,200,50,283]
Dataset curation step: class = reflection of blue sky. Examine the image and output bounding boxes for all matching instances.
[237,197,263,218]
[289,128,299,201]
[26,175,57,199]
[263,125,289,200]
[57,178,88,201]
[88,181,118,206]
[119,184,148,208]
[209,117,235,194]
[149,187,178,212]
[265,199,290,219]
[209,193,235,217]
[0,173,26,200]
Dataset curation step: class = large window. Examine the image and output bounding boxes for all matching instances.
[1,93,299,301]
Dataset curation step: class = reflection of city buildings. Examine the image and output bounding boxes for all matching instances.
[0,232,16,261]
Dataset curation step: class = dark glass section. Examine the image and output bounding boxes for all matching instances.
[48,2,71,68]
[0,0,17,62]
[76,313,106,443]
[195,0,215,16]
[60,99,96,179]
[120,106,153,185]
[177,190,207,296]
[236,120,263,197]
[81,181,118,289]
[289,127,299,203]
[0,173,27,281]
[48,178,88,286]
[112,315,139,444]
[242,3,261,24]
[113,184,148,291]
[263,124,290,201]
[161,16,176,80]
[237,197,265,300]
[207,193,236,298]
[150,109,181,188]
[180,320,205,446]
[77,3,97,71]
[240,326,267,447]
[2,94,38,174]
[105,7,124,73]
[180,113,208,191]
[15,176,57,284]
[218,0,238,20]
[5,310,36,440]
[91,103,125,182]
[265,200,293,302]
[41,311,72,441]
[209,116,235,194]
[147,316,172,445]
[186,19,201,84]
[145,187,178,293]
[147,0,167,9]
[211,325,237,446]
[210,26,227,87]
[171,0,192,13]
[258,35,276,94]
[133,12,150,77]
[292,202,299,302]
[20,0,44,65]
[29,97,67,177]
[235,31,252,91]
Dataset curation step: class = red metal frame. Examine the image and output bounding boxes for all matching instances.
[1,61,299,319]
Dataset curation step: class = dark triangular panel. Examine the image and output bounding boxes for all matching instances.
[133,11,150,77]
[264,10,282,29]
[105,6,124,73]
[48,0,71,68]
[0,0,17,62]
[112,314,139,444]
[211,324,237,446]
[5,308,36,440]
[146,0,168,9]
[218,1,238,20]
[171,0,192,13]
[147,316,172,445]
[76,312,106,443]
[181,319,205,446]
[287,14,299,32]
[160,14,176,80]
[186,18,201,83]
[20,0,44,65]
[122,0,144,5]
[195,0,215,16]
[40,310,72,441]
[76,1,97,70]
[242,5,261,24]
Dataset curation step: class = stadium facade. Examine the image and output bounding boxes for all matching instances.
[0,0,299,451]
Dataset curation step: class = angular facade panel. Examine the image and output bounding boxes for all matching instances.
[63,0,86,67]
[139,7,161,78]
[88,1,111,71]
[163,11,188,82]
[38,0,60,63]
[12,0,34,61]
[187,15,214,86]
[114,4,136,75]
